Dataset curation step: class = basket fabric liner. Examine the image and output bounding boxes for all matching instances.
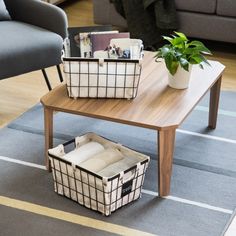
[63,58,142,99]
[48,133,150,216]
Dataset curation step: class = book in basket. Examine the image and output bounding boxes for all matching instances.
[67,25,113,57]
[63,27,143,99]
[79,30,121,58]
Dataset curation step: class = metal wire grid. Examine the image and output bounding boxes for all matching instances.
[63,58,142,99]
[49,154,149,216]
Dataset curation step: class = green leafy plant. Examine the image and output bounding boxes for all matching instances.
[154,32,212,75]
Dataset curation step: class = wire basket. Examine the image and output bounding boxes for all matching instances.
[48,133,150,216]
[63,57,142,99]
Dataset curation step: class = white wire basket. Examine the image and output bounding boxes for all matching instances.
[62,57,143,99]
[48,133,150,216]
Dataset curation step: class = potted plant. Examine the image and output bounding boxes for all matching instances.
[154,32,212,89]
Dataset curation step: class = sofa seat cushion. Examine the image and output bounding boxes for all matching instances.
[216,0,236,17]
[0,21,63,80]
[175,0,216,14]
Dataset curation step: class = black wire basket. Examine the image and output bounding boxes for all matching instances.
[48,133,150,216]
[62,57,142,99]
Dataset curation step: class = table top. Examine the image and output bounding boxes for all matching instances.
[41,51,225,130]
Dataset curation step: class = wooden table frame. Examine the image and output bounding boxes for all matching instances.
[41,52,225,197]
[157,76,222,195]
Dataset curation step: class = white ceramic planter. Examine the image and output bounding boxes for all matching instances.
[168,65,192,89]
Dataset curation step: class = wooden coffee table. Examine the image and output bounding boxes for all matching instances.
[40,51,225,197]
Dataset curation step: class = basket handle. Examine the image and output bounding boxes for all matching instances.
[120,163,141,184]
[120,172,135,184]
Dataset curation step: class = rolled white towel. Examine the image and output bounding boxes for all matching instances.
[79,148,124,172]
[98,156,139,177]
[62,141,104,165]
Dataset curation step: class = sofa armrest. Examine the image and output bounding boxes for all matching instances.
[4,0,68,39]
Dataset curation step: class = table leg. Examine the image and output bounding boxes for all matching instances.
[158,129,176,197]
[44,107,53,171]
[208,76,222,129]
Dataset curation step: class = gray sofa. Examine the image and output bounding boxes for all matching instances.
[93,0,236,44]
[0,0,68,89]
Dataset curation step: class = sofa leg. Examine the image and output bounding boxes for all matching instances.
[41,69,52,91]
[56,65,63,82]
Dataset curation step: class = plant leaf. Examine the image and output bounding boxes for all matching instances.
[184,47,197,55]
[188,40,204,46]
[154,46,170,60]
[163,36,173,44]
[179,57,189,71]
[189,54,204,64]
[171,37,185,46]
[155,32,212,74]
[189,54,211,67]
[164,53,179,75]
[161,45,171,56]
[169,61,179,75]
[196,54,211,66]
[174,31,188,41]
[188,41,211,54]
[199,63,204,69]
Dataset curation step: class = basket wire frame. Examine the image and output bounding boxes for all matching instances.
[49,153,149,216]
[63,58,142,99]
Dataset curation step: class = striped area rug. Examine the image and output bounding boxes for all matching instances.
[0,91,235,236]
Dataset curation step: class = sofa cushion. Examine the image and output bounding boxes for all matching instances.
[0,0,11,20]
[177,11,236,43]
[216,0,236,17]
[0,21,63,80]
[175,0,216,14]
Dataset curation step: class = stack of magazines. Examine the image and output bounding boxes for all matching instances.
[65,26,143,60]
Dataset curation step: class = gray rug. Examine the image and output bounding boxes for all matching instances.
[0,91,236,236]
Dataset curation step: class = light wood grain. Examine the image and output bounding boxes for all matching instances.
[158,129,176,196]
[41,52,225,130]
[208,76,222,129]
[44,107,53,170]
[0,69,60,128]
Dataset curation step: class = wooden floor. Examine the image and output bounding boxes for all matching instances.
[0,0,236,128]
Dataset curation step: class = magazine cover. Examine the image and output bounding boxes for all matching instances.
[90,32,130,58]
[67,25,113,57]
[110,38,143,59]
[79,30,119,58]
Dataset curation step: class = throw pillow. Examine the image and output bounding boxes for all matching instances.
[0,0,11,21]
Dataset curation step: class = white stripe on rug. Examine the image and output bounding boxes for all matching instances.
[142,189,233,214]
[0,156,46,170]
[195,105,236,118]
[177,129,236,144]
[0,155,233,215]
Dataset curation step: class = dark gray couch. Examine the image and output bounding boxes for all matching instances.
[93,0,236,44]
[0,0,68,89]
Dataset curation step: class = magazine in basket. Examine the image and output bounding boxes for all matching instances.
[63,28,144,99]
[67,25,113,57]
[48,133,150,216]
